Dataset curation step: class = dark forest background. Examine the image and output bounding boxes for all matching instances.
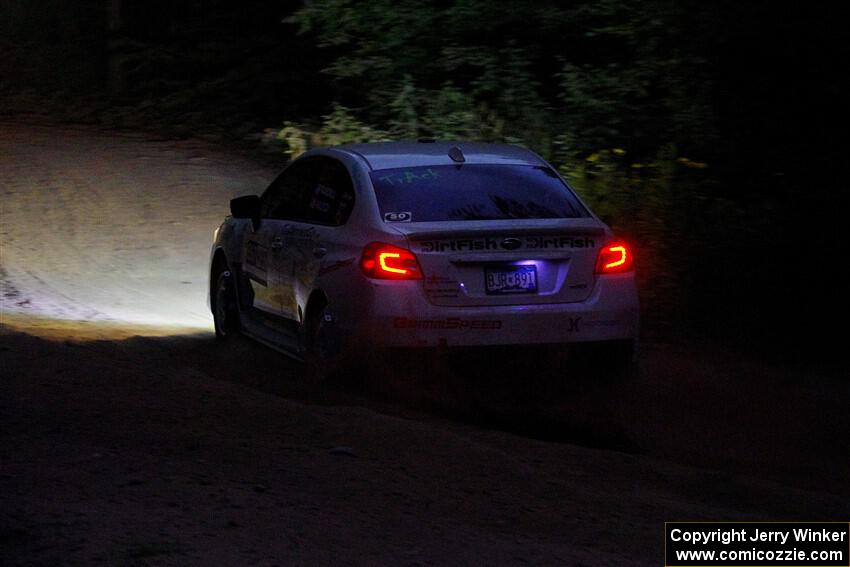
[1,1,846,363]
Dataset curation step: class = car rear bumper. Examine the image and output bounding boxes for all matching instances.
[346,273,638,348]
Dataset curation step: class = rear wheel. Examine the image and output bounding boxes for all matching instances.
[302,303,339,383]
[212,270,239,340]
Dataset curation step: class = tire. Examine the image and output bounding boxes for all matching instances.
[212,269,239,340]
[301,305,338,383]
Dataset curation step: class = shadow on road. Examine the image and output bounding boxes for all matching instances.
[2,324,849,497]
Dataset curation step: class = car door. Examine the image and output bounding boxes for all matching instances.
[241,161,310,323]
[241,219,280,318]
[263,157,321,323]
[284,157,357,323]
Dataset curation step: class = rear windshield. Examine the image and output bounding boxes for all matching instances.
[369,164,588,222]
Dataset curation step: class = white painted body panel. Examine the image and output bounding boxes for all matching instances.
[210,142,639,354]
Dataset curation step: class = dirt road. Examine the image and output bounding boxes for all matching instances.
[0,120,273,330]
[1,121,848,565]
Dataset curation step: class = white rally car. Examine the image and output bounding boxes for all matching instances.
[209,141,638,377]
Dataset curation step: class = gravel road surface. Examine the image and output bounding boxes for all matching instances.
[1,121,847,566]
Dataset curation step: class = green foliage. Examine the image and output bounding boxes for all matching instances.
[276,105,390,157]
[281,0,730,329]
[288,0,718,162]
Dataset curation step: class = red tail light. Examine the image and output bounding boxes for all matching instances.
[360,242,423,280]
[595,241,634,274]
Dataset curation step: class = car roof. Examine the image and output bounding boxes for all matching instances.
[333,141,547,171]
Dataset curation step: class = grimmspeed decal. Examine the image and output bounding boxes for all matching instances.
[393,317,502,330]
[419,236,595,253]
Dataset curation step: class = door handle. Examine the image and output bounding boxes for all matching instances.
[270,238,284,250]
[312,247,327,258]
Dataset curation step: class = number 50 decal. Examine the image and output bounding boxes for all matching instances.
[384,211,412,222]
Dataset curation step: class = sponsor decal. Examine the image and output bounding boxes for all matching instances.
[393,317,502,330]
[525,236,595,249]
[419,236,595,253]
[282,225,317,238]
[423,275,461,298]
[384,211,413,222]
[377,168,440,186]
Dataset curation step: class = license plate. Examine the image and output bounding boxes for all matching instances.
[485,265,538,295]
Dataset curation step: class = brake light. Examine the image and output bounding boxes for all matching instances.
[595,241,634,274]
[360,242,423,279]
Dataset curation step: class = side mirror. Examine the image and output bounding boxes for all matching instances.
[230,195,261,229]
[230,195,260,218]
